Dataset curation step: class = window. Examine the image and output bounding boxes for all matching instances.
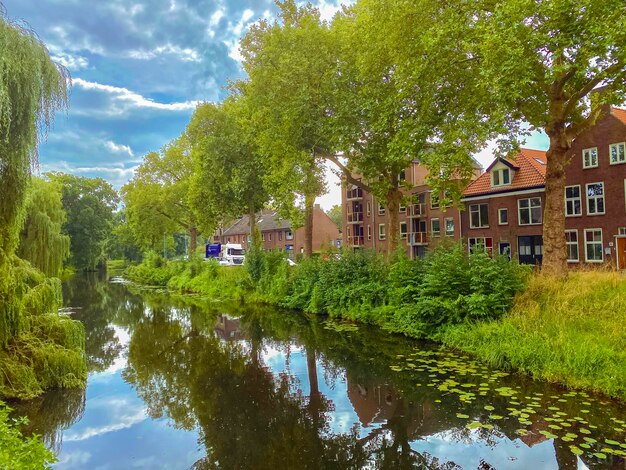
[431,218,441,237]
[518,197,542,225]
[399,169,406,181]
[278,231,282,241]
[400,222,407,239]
[610,142,626,165]
[367,225,372,240]
[624,179,626,212]
[619,227,626,236]
[565,185,582,217]
[430,192,440,209]
[399,204,406,213]
[286,230,294,240]
[583,147,598,168]
[262,233,266,241]
[469,204,489,228]
[445,218,454,237]
[586,182,605,215]
[492,168,511,187]
[565,230,579,262]
[584,229,603,262]
[468,237,493,255]
[378,204,385,215]
[367,202,371,217]
[269,233,272,241]
[498,208,508,225]
[378,224,386,240]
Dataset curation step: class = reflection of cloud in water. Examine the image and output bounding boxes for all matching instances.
[56,449,92,467]
[64,396,147,442]
[410,429,559,469]
[91,326,130,379]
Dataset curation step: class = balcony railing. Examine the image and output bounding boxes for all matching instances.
[348,236,365,246]
[346,188,364,200]
[407,203,426,217]
[347,212,364,223]
[409,232,428,245]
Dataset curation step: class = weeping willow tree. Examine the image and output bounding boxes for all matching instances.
[18,178,70,277]
[0,6,86,400]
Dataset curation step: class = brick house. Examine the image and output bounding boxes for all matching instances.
[216,205,341,257]
[343,161,479,259]
[460,106,626,268]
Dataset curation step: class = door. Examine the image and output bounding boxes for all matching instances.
[518,236,543,265]
[618,238,626,270]
[499,242,511,260]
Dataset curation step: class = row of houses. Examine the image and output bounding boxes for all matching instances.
[342,106,626,269]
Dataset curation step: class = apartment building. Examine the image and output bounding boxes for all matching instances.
[343,161,478,259]
[217,205,341,257]
[460,106,626,268]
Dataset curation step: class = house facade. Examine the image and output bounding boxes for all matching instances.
[217,205,341,257]
[460,106,626,268]
[343,161,478,259]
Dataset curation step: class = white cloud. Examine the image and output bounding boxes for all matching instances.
[126,44,201,62]
[73,78,199,112]
[105,140,134,157]
[51,52,89,71]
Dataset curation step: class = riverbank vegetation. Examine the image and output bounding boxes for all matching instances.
[124,250,626,400]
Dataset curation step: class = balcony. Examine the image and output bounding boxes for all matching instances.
[348,236,365,246]
[407,203,426,217]
[409,232,428,245]
[346,188,364,200]
[347,212,364,223]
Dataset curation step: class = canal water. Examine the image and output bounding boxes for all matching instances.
[11,274,626,469]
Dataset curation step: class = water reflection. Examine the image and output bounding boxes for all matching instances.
[11,275,626,469]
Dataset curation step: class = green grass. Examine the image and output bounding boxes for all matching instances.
[441,272,626,400]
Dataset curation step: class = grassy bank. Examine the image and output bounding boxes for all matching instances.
[124,248,626,400]
[441,272,626,399]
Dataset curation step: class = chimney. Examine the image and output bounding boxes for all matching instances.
[314,203,321,210]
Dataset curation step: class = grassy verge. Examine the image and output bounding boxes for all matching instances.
[441,271,626,399]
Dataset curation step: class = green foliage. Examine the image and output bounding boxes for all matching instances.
[105,210,143,263]
[325,205,343,232]
[18,177,70,277]
[47,173,119,271]
[442,272,626,399]
[0,400,56,469]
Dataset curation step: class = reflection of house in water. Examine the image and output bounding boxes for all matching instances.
[214,314,243,341]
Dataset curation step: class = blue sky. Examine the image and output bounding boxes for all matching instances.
[7,0,548,210]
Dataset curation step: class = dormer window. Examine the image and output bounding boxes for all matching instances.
[492,168,511,187]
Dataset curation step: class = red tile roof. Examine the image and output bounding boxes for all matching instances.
[463,148,547,197]
[611,107,626,125]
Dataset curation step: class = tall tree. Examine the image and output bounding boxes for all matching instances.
[328,0,501,254]
[469,0,626,275]
[240,0,333,258]
[0,8,68,345]
[326,205,343,232]
[187,97,268,247]
[123,135,200,255]
[18,177,70,277]
[48,173,119,271]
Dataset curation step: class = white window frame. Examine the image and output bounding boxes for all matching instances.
[583,147,598,169]
[367,225,372,240]
[430,192,440,210]
[286,230,294,240]
[431,218,441,237]
[262,233,266,241]
[586,182,605,216]
[565,185,582,217]
[445,218,454,237]
[378,223,386,240]
[378,204,385,215]
[619,227,626,236]
[468,237,493,255]
[366,202,371,217]
[584,228,603,263]
[565,230,579,263]
[517,197,542,226]
[469,203,489,229]
[400,221,407,239]
[399,204,406,213]
[609,142,626,165]
[269,233,272,241]
[492,168,511,187]
[498,208,508,225]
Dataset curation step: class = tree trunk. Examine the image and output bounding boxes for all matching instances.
[386,187,402,257]
[303,192,314,258]
[189,226,198,256]
[542,136,569,276]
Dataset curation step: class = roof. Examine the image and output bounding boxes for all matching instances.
[611,106,626,125]
[463,148,547,198]
[223,209,292,236]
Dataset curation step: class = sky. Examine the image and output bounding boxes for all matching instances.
[6,0,548,211]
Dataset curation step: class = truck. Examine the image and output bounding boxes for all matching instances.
[205,243,245,266]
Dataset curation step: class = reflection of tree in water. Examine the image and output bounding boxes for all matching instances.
[10,387,86,454]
